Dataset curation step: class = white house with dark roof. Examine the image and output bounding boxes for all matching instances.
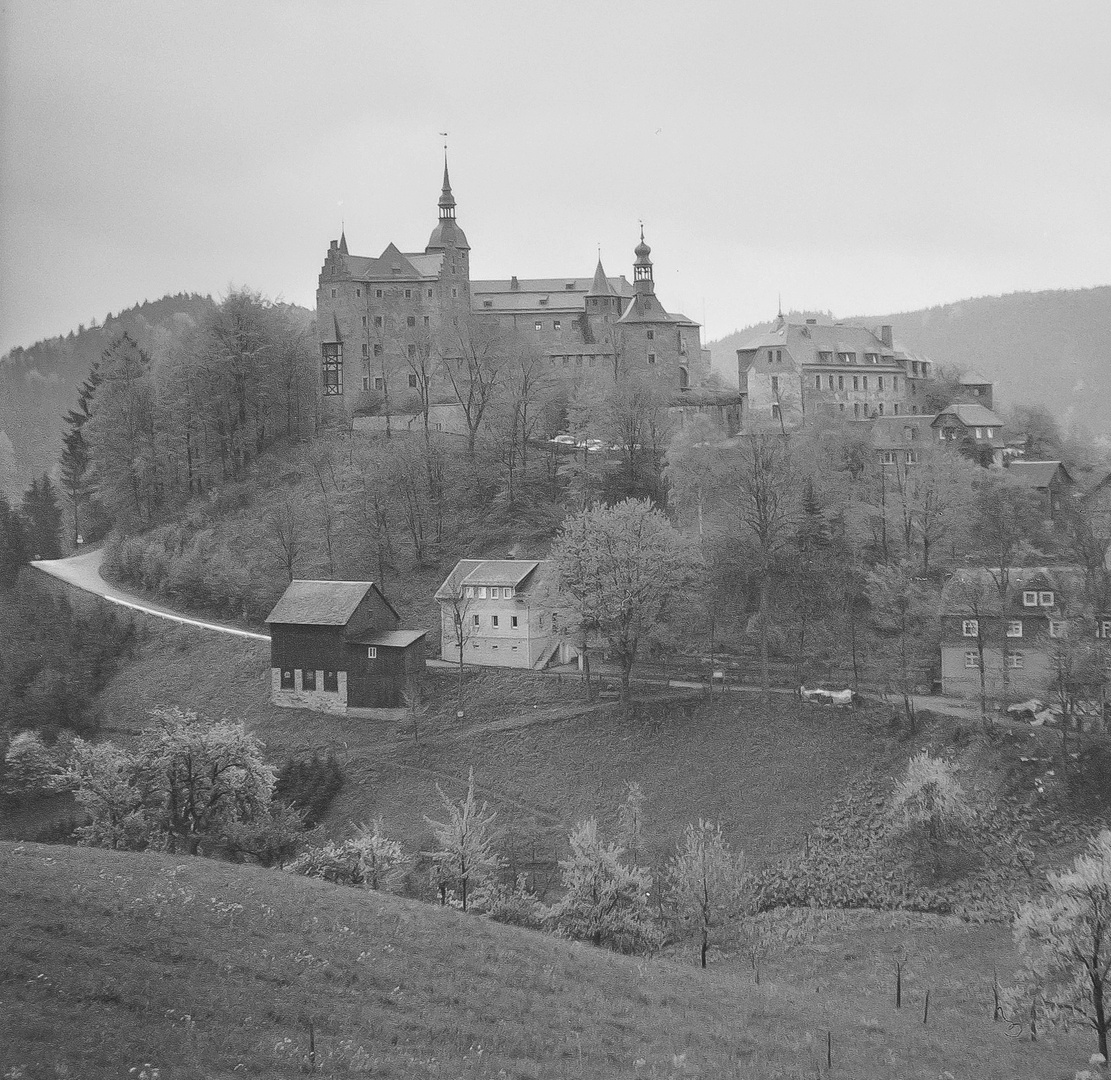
[434,558,572,669]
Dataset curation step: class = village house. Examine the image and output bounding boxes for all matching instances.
[435,558,574,669]
[939,566,1111,702]
[1004,460,1078,521]
[931,404,1006,467]
[266,580,426,712]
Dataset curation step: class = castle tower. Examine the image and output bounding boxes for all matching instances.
[425,154,470,254]
[633,226,654,296]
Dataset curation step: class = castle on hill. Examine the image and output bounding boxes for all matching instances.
[315,158,712,417]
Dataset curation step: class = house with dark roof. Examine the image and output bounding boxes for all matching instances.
[265,580,426,713]
[931,404,1006,466]
[1004,460,1077,520]
[435,559,571,669]
[939,566,1111,701]
[957,371,994,410]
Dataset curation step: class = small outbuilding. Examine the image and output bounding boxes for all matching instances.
[266,580,426,713]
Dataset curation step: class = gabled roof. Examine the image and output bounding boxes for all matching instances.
[343,243,441,282]
[1006,460,1075,488]
[266,580,381,626]
[940,565,1087,613]
[435,559,543,599]
[735,321,903,366]
[932,403,1003,428]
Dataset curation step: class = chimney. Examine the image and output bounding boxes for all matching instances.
[510,276,519,291]
[880,324,893,348]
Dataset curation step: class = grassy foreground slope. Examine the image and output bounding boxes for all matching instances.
[0,841,1089,1080]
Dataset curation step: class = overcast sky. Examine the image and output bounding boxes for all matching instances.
[1,0,1108,356]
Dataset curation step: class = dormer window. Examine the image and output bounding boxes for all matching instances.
[1023,591,1038,606]
[539,297,549,306]
[1040,591,1055,607]
[565,282,575,290]
[483,300,493,307]
[837,352,855,364]
[865,353,879,364]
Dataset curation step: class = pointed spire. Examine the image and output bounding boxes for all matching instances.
[338,223,348,255]
[438,151,456,219]
[589,256,615,296]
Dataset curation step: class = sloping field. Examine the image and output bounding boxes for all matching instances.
[0,841,1088,1079]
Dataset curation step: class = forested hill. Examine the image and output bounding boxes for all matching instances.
[0,295,314,498]
[709,286,1111,435]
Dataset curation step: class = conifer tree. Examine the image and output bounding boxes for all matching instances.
[21,474,62,559]
[60,359,102,547]
[0,493,29,586]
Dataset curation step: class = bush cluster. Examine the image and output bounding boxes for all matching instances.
[273,752,344,827]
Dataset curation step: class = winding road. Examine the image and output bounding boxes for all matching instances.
[29,548,271,642]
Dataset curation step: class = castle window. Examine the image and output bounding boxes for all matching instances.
[374,377,384,390]
[539,297,548,305]
[893,403,900,414]
[511,616,519,628]
[464,586,474,598]
[648,353,657,365]
[767,350,773,362]
[321,343,343,396]
[839,403,845,412]
[818,351,833,363]
[362,376,370,391]
[407,316,416,327]
[878,403,884,415]
[878,376,885,391]
[880,450,896,466]
[837,352,854,363]
[575,355,583,366]
[565,282,575,289]
[424,316,430,327]
[373,344,382,357]
[853,376,859,390]
[866,353,879,364]
[562,356,569,366]
[1099,619,1111,639]
[827,375,834,390]
[366,647,377,659]
[427,289,433,298]
[376,289,383,298]
[1007,620,1023,638]
[361,344,369,358]
[838,375,844,390]
[647,330,654,340]
[892,376,898,391]
[484,300,493,307]
[964,651,979,668]
[451,288,458,298]
[535,321,542,331]
[331,289,336,298]
[1023,591,1038,606]
[1006,652,1025,669]
[407,345,416,359]
[862,376,869,390]
[408,373,418,389]
[374,316,383,328]
[905,450,918,464]
[362,316,367,327]
[912,361,919,376]
[1040,592,1055,607]
[815,375,821,389]
[962,619,978,637]
[772,403,781,420]
[776,350,782,363]
[554,320,561,330]
[854,403,860,418]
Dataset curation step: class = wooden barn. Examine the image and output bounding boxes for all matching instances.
[265,580,426,713]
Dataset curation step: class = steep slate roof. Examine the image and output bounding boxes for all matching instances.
[940,566,1087,613]
[266,581,377,626]
[736,322,902,365]
[1006,461,1074,488]
[868,414,937,449]
[473,276,632,296]
[343,243,439,282]
[347,629,428,648]
[618,292,675,324]
[589,259,616,296]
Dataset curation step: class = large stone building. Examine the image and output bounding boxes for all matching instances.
[316,159,709,415]
[736,315,935,425]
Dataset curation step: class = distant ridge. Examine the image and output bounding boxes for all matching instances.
[710,286,1111,435]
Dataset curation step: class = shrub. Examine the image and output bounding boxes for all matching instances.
[289,827,408,891]
[471,874,545,929]
[2,730,67,796]
[273,751,344,827]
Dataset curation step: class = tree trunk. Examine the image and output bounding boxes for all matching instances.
[759,576,771,715]
[700,926,708,969]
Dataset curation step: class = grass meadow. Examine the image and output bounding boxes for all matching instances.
[0,840,1093,1080]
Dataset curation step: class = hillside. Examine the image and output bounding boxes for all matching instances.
[0,840,1090,1079]
[709,286,1111,435]
[0,294,314,499]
